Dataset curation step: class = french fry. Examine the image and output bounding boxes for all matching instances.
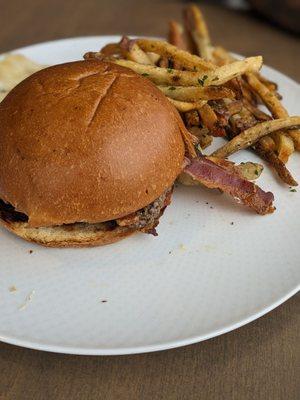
[209,157,264,180]
[243,99,271,121]
[240,78,259,105]
[212,46,235,65]
[136,39,215,71]
[146,52,160,64]
[229,106,258,135]
[218,99,243,117]
[99,43,122,57]
[179,123,198,158]
[212,117,300,158]
[210,47,263,104]
[288,131,300,150]
[177,171,200,186]
[119,37,153,65]
[212,45,270,106]
[236,162,264,180]
[254,143,298,186]
[168,21,188,50]
[245,72,287,118]
[224,77,243,98]
[222,102,294,185]
[245,72,300,155]
[157,85,235,101]
[184,4,213,60]
[257,73,279,94]
[202,57,263,85]
[198,103,225,137]
[84,51,106,61]
[185,110,200,126]
[113,56,262,87]
[199,56,262,86]
[176,3,299,183]
[168,21,187,69]
[158,57,169,68]
[272,132,294,163]
[258,136,276,151]
[188,126,213,149]
[167,98,206,112]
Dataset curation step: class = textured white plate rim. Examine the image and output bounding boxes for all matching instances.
[0,286,298,355]
[0,36,299,356]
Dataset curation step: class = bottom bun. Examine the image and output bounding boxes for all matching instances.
[0,219,135,248]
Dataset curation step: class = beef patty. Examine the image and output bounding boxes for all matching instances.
[0,187,172,235]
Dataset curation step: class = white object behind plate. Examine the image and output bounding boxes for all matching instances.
[0,37,299,355]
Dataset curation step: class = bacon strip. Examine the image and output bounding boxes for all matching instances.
[184,157,275,215]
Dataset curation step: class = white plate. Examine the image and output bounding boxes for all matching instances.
[0,36,299,355]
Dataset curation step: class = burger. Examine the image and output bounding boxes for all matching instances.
[0,60,187,247]
[0,58,275,247]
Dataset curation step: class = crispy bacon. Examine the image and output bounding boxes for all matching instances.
[184,156,275,215]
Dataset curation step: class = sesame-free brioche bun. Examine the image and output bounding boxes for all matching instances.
[0,60,185,246]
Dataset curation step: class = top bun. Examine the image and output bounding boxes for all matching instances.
[0,60,185,227]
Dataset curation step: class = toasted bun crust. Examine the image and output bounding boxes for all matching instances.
[0,218,135,247]
[0,60,184,227]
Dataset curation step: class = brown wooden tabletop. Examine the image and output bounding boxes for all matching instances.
[0,1,299,399]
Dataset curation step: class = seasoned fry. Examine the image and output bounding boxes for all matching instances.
[212,46,235,65]
[119,37,153,65]
[212,47,272,105]
[188,126,212,149]
[258,136,276,151]
[245,72,300,155]
[254,143,298,186]
[184,4,213,60]
[229,106,258,135]
[205,57,263,85]
[99,43,122,57]
[257,73,279,93]
[84,51,106,61]
[136,39,215,71]
[223,77,243,99]
[220,99,243,118]
[112,59,181,85]
[211,48,269,103]
[168,21,187,69]
[113,57,262,87]
[240,78,259,105]
[168,21,188,50]
[185,110,200,126]
[243,99,271,121]
[236,162,264,180]
[157,85,235,101]
[212,117,300,158]
[198,103,225,137]
[245,72,287,118]
[166,3,299,185]
[288,131,300,150]
[177,171,200,186]
[179,123,198,158]
[146,52,160,64]
[208,157,264,180]
[272,132,294,163]
[167,98,206,112]
[158,57,169,68]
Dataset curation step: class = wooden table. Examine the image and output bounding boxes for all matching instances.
[0,1,299,399]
